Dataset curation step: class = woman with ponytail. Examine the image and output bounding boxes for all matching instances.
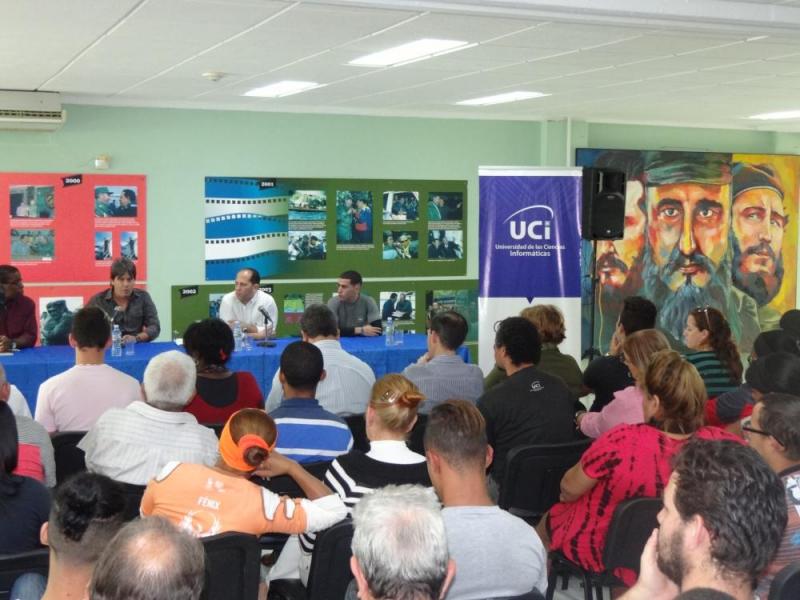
[683,306,742,397]
[0,402,50,554]
[141,408,346,537]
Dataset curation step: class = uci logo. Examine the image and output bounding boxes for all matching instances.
[503,205,554,240]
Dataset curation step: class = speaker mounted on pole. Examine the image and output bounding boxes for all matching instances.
[581,167,626,241]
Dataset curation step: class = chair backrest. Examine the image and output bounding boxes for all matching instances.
[603,497,662,575]
[117,481,147,521]
[769,561,800,600]
[344,414,368,453]
[306,519,355,600]
[0,548,49,600]
[51,431,87,484]
[498,439,592,520]
[407,413,428,455]
[252,460,332,499]
[201,532,261,600]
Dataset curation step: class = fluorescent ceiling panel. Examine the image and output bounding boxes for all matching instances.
[350,38,472,67]
[456,91,549,106]
[243,81,325,98]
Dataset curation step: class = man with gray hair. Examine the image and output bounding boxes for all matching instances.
[351,484,455,600]
[79,350,218,485]
[266,303,375,415]
[89,516,204,600]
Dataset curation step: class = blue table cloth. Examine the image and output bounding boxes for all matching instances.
[0,335,470,414]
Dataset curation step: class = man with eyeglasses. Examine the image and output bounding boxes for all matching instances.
[743,393,800,599]
[0,264,37,351]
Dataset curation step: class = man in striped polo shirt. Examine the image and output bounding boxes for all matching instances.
[270,341,353,464]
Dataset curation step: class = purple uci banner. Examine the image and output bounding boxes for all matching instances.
[479,169,582,301]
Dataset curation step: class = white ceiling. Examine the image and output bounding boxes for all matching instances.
[9,0,800,129]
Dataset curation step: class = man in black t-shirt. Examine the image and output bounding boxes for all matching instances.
[478,317,576,483]
[582,296,657,412]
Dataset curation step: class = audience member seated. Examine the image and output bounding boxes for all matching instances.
[0,402,50,555]
[402,310,483,412]
[350,485,454,600]
[266,304,375,415]
[141,408,347,537]
[752,328,800,358]
[88,517,205,600]
[270,341,353,463]
[619,440,785,600]
[182,318,263,424]
[426,400,547,599]
[8,382,32,418]
[79,351,218,485]
[582,296,657,411]
[477,316,575,483]
[682,307,742,398]
[34,307,141,433]
[485,304,583,398]
[281,374,431,584]
[779,307,800,339]
[0,264,37,351]
[576,329,670,438]
[0,364,55,487]
[543,350,740,586]
[10,473,127,600]
[742,393,800,599]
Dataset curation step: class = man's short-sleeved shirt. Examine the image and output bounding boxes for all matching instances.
[270,398,353,463]
[218,289,277,335]
[326,295,380,335]
[403,354,484,413]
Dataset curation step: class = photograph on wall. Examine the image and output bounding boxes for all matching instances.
[120,232,138,260]
[95,186,138,218]
[39,296,83,346]
[428,192,463,221]
[288,230,326,260]
[427,229,463,260]
[383,231,418,260]
[288,190,327,221]
[425,289,478,342]
[11,229,54,261]
[576,148,800,354]
[336,190,373,247]
[382,191,420,222]
[10,185,55,219]
[379,291,415,322]
[283,292,325,323]
[209,293,224,319]
[94,232,113,260]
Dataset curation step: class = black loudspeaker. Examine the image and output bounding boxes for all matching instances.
[581,167,626,241]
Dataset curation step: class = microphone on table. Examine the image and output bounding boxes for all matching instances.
[258,307,276,347]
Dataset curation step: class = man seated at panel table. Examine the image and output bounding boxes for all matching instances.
[0,264,37,351]
[34,306,141,433]
[266,304,375,415]
[218,267,277,340]
[327,270,382,337]
[270,341,353,464]
[79,351,218,485]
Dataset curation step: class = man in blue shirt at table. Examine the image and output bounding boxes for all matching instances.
[270,341,353,464]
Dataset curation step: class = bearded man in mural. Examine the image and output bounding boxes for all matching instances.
[731,163,787,331]
[642,152,760,352]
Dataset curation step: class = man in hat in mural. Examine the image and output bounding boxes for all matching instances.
[731,162,788,331]
[643,151,760,351]
[94,187,114,217]
[41,299,74,346]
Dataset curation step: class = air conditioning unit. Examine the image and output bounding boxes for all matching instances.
[0,91,66,131]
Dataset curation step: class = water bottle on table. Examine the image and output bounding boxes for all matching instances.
[233,321,243,352]
[385,317,395,346]
[111,325,122,357]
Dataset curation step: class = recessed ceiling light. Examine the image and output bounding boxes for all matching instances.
[243,81,325,98]
[748,110,800,120]
[350,39,472,68]
[456,91,550,106]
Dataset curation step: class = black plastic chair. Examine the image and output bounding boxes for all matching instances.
[498,439,592,524]
[344,415,368,453]
[51,431,87,484]
[269,519,354,600]
[252,461,332,499]
[201,531,261,600]
[0,548,49,600]
[769,561,800,600]
[118,481,147,521]
[546,497,662,600]
[407,413,428,455]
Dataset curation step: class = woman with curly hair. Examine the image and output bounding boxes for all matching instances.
[683,307,742,398]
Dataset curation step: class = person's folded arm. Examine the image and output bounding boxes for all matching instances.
[559,462,598,503]
[141,293,160,340]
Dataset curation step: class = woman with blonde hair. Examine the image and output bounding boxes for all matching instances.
[141,408,346,537]
[543,350,740,586]
[576,329,670,438]
[484,304,582,397]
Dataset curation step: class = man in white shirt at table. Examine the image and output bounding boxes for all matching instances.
[266,304,375,415]
[218,267,278,339]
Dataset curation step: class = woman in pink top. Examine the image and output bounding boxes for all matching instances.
[576,329,670,438]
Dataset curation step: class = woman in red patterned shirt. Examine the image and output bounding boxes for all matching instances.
[543,350,740,586]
